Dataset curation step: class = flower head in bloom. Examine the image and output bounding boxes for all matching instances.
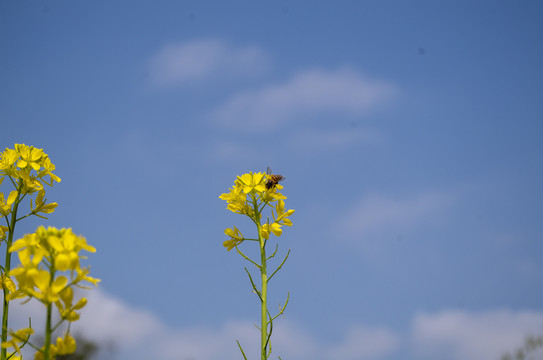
[223,227,244,251]
[0,191,17,216]
[32,333,76,360]
[0,148,18,176]
[0,274,16,293]
[220,170,294,249]
[55,333,77,355]
[8,226,99,302]
[274,200,295,227]
[237,172,266,194]
[56,287,88,321]
[31,271,68,303]
[31,189,58,219]
[219,181,251,215]
[16,144,44,171]
[0,327,34,356]
[74,267,101,287]
[260,222,282,240]
[0,144,61,194]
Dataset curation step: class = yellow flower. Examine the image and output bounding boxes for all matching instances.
[260,222,282,240]
[1,327,34,355]
[1,144,60,192]
[10,229,44,252]
[74,267,101,286]
[46,228,96,271]
[56,286,88,322]
[15,144,44,171]
[0,225,8,241]
[31,189,58,218]
[8,227,99,300]
[30,270,68,303]
[16,169,43,194]
[237,172,266,194]
[38,155,61,185]
[7,247,44,300]
[34,344,58,360]
[0,274,16,292]
[220,182,250,215]
[0,148,18,175]
[9,247,45,285]
[0,191,18,216]
[223,227,244,251]
[55,333,76,355]
[261,189,287,203]
[275,200,295,226]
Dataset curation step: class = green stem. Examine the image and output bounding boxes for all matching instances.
[44,260,56,360]
[1,183,22,360]
[260,227,268,360]
[44,302,52,360]
[251,194,269,360]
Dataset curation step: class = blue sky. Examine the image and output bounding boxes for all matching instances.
[1,1,543,359]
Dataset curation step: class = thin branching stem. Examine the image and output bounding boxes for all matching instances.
[236,247,261,269]
[268,249,290,282]
[266,244,279,261]
[244,267,263,301]
[270,293,289,322]
[236,340,248,360]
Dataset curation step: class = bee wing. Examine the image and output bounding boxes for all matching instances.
[266,166,272,175]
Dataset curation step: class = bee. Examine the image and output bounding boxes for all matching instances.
[265,166,286,190]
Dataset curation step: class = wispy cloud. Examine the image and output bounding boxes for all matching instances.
[325,325,400,360]
[412,310,543,360]
[149,39,268,87]
[211,68,397,132]
[339,190,455,240]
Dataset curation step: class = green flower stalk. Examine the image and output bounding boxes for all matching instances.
[0,144,61,360]
[220,170,295,360]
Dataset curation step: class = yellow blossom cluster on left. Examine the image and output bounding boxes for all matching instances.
[0,144,61,230]
[7,226,100,303]
[0,144,61,194]
[1,226,99,358]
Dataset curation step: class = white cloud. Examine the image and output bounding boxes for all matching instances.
[325,325,400,360]
[211,68,397,132]
[412,310,543,360]
[149,39,268,86]
[340,191,454,239]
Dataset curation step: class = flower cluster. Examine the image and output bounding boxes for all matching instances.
[0,144,60,226]
[8,226,100,303]
[0,144,61,194]
[35,333,77,360]
[1,329,77,360]
[1,226,99,358]
[219,171,294,250]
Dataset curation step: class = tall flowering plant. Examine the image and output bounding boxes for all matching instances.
[0,144,99,360]
[220,169,294,360]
